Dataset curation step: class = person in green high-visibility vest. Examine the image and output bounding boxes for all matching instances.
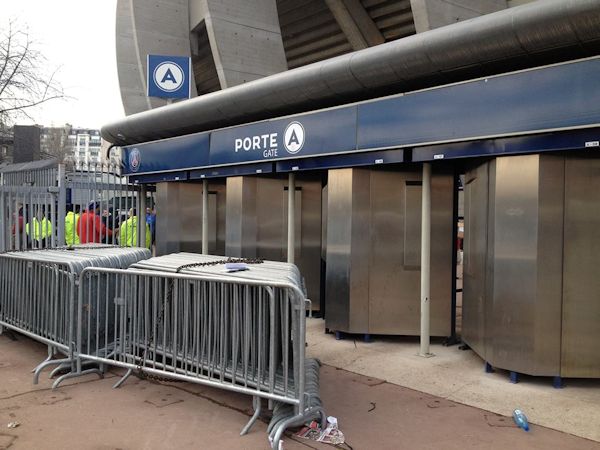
[65,205,81,246]
[25,208,53,248]
[119,208,151,249]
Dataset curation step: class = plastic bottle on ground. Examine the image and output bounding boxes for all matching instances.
[513,409,530,431]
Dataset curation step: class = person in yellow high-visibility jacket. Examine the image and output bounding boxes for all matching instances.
[65,206,81,246]
[25,210,53,248]
[119,208,151,249]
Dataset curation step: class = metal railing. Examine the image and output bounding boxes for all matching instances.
[69,260,325,449]
[0,244,326,447]
[0,246,152,385]
[0,163,154,252]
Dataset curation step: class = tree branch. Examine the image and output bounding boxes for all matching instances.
[0,94,65,114]
[0,18,66,125]
[0,21,13,86]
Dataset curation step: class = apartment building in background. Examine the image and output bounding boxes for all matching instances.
[40,125,104,166]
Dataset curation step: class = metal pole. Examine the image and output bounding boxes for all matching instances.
[420,162,433,357]
[287,172,295,264]
[139,185,147,248]
[202,178,208,254]
[0,174,5,252]
[14,197,20,251]
[57,165,66,246]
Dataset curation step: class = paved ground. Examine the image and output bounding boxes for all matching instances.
[2,333,599,450]
[306,318,600,443]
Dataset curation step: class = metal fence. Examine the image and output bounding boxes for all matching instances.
[0,162,154,252]
[0,249,324,447]
[0,246,152,385]
[68,255,325,449]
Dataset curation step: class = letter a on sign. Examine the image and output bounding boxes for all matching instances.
[284,122,305,154]
[161,68,178,84]
[288,130,300,147]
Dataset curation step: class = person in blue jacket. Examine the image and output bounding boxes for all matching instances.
[146,207,156,245]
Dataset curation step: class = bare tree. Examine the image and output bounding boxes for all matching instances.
[41,124,75,167]
[0,19,66,125]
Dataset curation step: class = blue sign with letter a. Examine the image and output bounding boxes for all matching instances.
[147,54,191,99]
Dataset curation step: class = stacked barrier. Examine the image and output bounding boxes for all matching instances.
[72,253,325,449]
[0,245,151,386]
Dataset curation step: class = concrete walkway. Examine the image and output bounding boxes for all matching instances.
[1,333,599,449]
[306,318,600,443]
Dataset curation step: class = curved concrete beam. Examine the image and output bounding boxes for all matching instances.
[116,0,198,115]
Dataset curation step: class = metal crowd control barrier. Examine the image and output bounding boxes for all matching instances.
[71,254,325,449]
[0,162,154,252]
[0,245,151,387]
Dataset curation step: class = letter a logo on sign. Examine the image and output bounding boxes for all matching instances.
[154,62,184,93]
[161,68,178,84]
[288,130,300,147]
[147,55,191,99]
[284,122,305,154]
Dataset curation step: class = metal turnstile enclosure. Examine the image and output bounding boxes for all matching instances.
[155,181,226,255]
[325,167,454,336]
[463,153,600,378]
[225,174,323,310]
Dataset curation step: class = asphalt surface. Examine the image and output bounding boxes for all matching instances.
[1,332,599,450]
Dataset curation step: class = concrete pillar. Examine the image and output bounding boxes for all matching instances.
[325,0,384,50]
[116,0,198,115]
[189,0,288,89]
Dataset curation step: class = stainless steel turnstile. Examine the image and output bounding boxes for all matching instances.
[155,180,226,255]
[225,174,323,310]
[463,153,600,378]
[153,167,456,333]
[325,167,454,336]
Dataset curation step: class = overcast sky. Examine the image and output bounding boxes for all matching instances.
[2,0,124,129]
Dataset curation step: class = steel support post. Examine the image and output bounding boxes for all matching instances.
[139,185,147,248]
[287,172,295,264]
[202,179,208,254]
[57,165,66,246]
[420,162,433,357]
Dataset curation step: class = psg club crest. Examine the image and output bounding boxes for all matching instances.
[129,148,141,172]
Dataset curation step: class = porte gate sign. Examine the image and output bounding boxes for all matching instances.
[210,107,356,165]
[147,55,192,99]
[122,107,357,174]
[233,122,306,158]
